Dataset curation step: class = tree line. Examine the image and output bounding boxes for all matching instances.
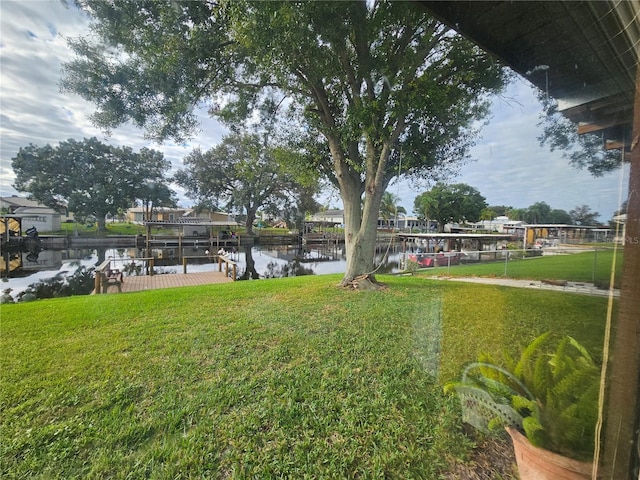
[9,143,610,247]
[412,182,603,231]
[9,138,608,239]
[11,133,320,234]
[12,138,174,232]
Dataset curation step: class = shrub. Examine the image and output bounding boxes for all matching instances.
[17,265,95,301]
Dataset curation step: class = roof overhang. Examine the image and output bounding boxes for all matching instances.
[420,0,639,148]
[398,233,513,240]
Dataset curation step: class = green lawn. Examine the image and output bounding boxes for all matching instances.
[46,223,245,237]
[45,222,162,236]
[1,275,611,478]
[46,223,146,237]
[420,249,623,288]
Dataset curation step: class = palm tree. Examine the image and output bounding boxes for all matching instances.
[415,194,437,232]
[480,207,497,231]
[380,192,406,229]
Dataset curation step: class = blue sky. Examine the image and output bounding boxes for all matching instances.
[0,1,630,220]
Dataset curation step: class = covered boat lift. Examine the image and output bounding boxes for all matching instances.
[399,232,514,253]
[398,232,514,268]
[139,218,244,260]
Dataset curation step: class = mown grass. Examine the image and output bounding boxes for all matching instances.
[45,222,174,236]
[420,249,624,287]
[1,275,610,478]
[47,223,247,237]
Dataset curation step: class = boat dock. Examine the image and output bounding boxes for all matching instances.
[94,255,237,294]
[100,270,233,294]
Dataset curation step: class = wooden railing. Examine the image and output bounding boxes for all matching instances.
[136,257,155,276]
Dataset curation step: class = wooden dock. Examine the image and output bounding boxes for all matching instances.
[101,271,233,294]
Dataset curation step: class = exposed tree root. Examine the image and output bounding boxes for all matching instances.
[340,274,387,291]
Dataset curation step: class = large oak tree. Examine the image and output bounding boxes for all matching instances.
[12,137,172,231]
[174,132,313,235]
[413,183,487,232]
[63,0,507,287]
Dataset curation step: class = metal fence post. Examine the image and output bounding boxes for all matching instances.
[504,250,509,277]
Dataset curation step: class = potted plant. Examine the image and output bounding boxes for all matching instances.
[445,332,600,480]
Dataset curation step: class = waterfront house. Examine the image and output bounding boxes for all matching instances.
[0,196,64,232]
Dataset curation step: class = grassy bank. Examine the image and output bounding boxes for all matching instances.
[44,222,175,236]
[420,249,623,287]
[1,276,610,478]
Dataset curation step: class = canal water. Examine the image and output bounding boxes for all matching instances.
[1,243,403,298]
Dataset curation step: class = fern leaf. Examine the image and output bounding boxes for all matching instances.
[514,332,550,378]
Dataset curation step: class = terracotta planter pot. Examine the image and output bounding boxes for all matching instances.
[506,427,593,480]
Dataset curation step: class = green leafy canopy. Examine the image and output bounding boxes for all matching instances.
[537,93,623,177]
[173,132,315,234]
[413,183,487,230]
[11,137,172,231]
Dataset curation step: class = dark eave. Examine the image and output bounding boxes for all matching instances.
[420,0,639,148]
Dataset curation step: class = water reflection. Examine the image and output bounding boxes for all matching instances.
[1,248,103,298]
[237,244,402,279]
[1,243,403,296]
[263,257,315,278]
[240,247,261,280]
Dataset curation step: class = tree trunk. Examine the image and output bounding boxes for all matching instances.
[96,216,107,233]
[601,67,640,480]
[340,185,384,288]
[245,207,256,235]
[95,247,107,265]
[239,246,260,280]
[144,201,152,222]
[324,124,398,288]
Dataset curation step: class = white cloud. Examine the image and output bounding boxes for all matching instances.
[395,78,629,219]
[0,0,227,206]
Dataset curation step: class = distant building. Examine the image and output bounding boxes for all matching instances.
[468,216,525,233]
[309,210,434,231]
[612,213,627,245]
[1,196,44,212]
[126,206,238,225]
[0,196,63,232]
[127,206,239,236]
[309,209,344,226]
[195,210,238,224]
[395,215,431,231]
[126,206,196,223]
